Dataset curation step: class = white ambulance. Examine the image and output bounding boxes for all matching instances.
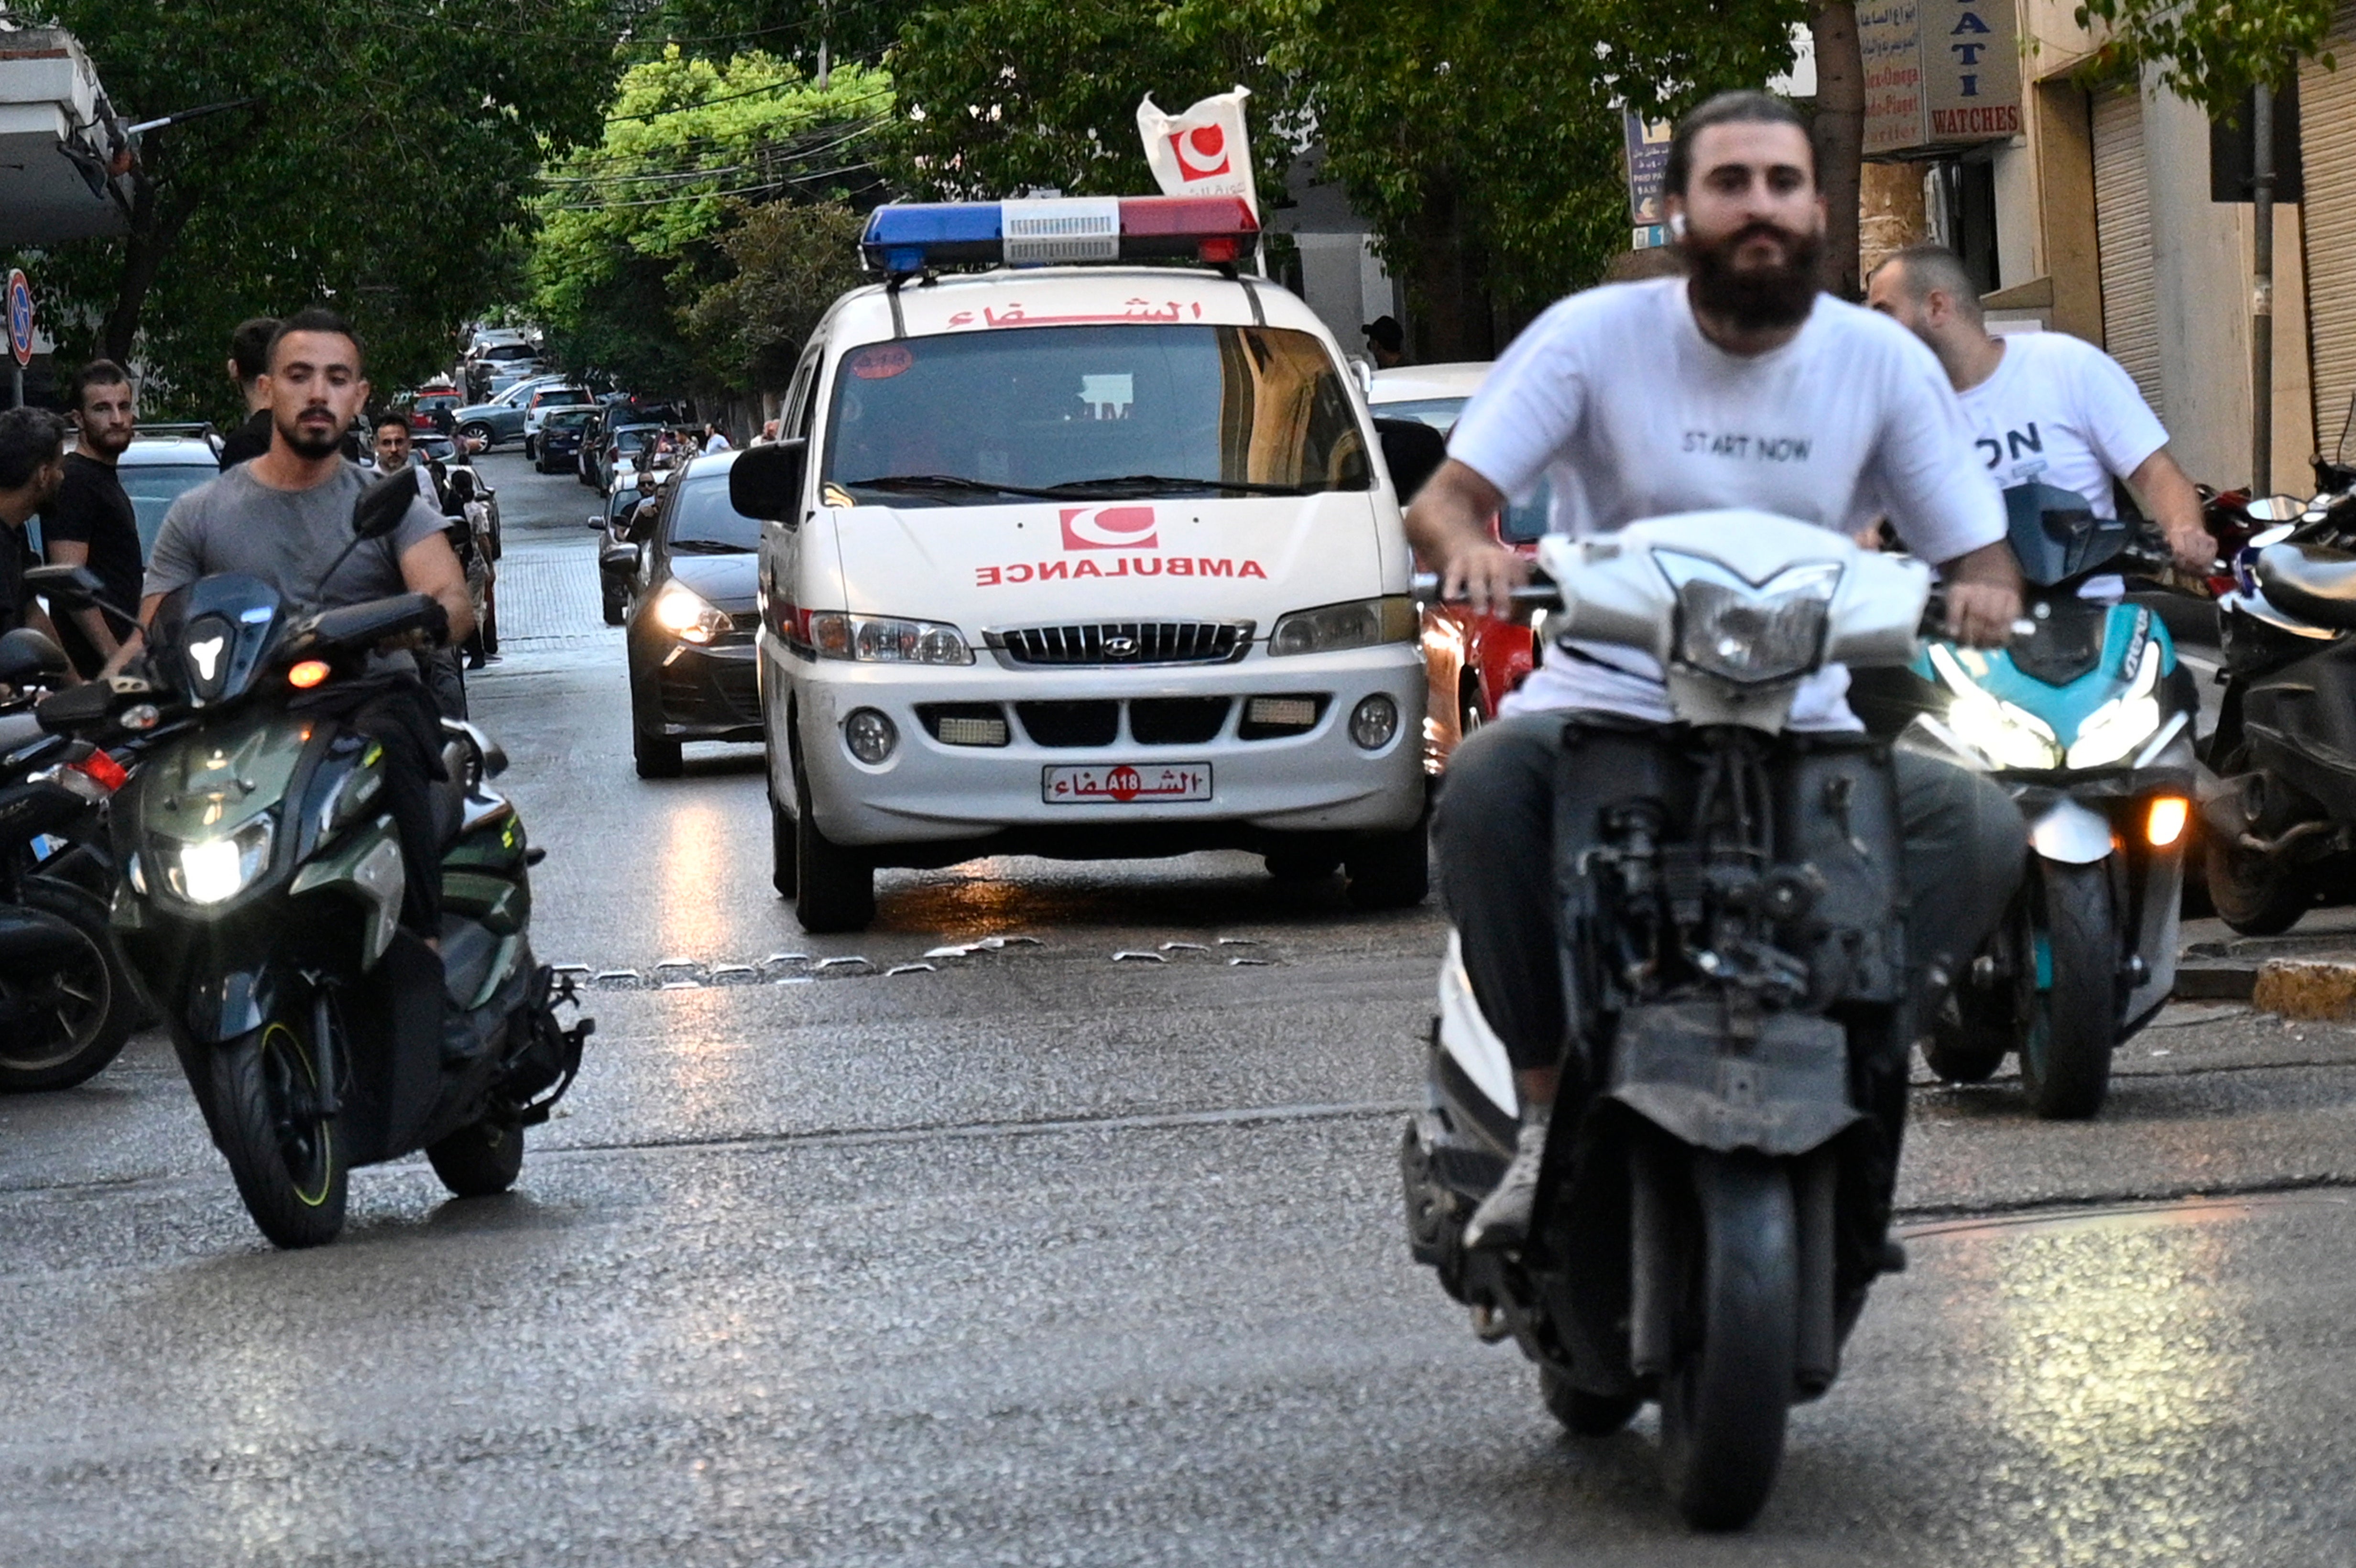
[728,196,1430,931]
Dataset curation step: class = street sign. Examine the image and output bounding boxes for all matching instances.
[6,271,31,369]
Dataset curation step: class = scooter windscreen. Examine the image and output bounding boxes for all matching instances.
[2006,481,2129,588]
[146,575,287,709]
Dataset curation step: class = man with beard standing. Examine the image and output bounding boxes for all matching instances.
[41,360,143,676]
[1407,91,2029,1252]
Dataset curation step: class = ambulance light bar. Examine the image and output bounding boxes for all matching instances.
[861,196,1260,275]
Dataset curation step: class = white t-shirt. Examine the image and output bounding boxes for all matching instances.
[1956,330,2166,513]
[1449,278,2005,729]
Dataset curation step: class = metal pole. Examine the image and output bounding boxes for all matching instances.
[8,368,19,409]
[2253,81,2276,493]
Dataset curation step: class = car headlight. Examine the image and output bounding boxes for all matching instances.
[1658,553,1840,685]
[651,583,732,644]
[2066,640,2165,769]
[164,816,275,905]
[1269,596,1416,656]
[805,612,973,664]
[1929,643,2064,769]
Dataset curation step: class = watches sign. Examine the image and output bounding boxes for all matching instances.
[1861,0,2021,156]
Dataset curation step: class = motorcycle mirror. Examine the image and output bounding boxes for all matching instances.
[729,437,807,522]
[22,563,104,611]
[353,471,420,539]
[2245,494,2307,523]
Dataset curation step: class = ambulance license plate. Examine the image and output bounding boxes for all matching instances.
[1042,762,1211,805]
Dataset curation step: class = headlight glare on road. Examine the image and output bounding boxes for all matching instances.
[1269,597,1416,656]
[652,583,731,644]
[1349,694,1400,750]
[806,612,973,664]
[165,817,274,905]
[844,708,899,764]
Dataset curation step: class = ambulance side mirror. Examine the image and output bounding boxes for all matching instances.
[731,437,807,522]
[1374,418,1447,506]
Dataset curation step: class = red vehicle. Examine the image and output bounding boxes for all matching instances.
[407,383,462,433]
[1370,363,1549,772]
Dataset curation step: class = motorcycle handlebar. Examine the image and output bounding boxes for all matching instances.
[1408,571,1561,608]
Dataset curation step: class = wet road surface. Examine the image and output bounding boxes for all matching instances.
[5,454,2356,1564]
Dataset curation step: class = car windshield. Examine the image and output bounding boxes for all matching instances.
[665,474,759,552]
[822,324,1370,506]
[119,461,219,554]
[547,409,593,431]
[615,427,657,452]
[1372,392,1550,544]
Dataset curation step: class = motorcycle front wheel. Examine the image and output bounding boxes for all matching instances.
[1659,1150,1797,1531]
[0,878,133,1092]
[210,1010,346,1248]
[2019,859,2119,1120]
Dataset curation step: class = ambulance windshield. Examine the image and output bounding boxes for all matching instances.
[822,324,1372,506]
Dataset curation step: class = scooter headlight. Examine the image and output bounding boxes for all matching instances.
[2064,641,2165,770]
[1658,553,1840,686]
[164,817,275,905]
[1929,644,2063,770]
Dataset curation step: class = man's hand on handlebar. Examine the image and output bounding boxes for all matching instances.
[1438,540,1530,619]
[1405,458,1529,617]
[1941,538,2025,649]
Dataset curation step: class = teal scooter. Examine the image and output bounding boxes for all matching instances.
[1856,485,2199,1118]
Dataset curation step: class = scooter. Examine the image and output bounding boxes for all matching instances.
[2203,484,2356,933]
[0,627,138,1091]
[1402,514,1930,1530]
[29,539,592,1250]
[1860,487,2197,1117]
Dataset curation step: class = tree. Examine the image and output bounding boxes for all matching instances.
[528,51,890,393]
[685,199,868,389]
[2072,0,2331,117]
[11,0,618,416]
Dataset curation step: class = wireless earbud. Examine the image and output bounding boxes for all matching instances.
[1668,213,1687,240]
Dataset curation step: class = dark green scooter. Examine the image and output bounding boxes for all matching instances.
[30,529,590,1249]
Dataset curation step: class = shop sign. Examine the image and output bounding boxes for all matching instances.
[1862,0,2022,156]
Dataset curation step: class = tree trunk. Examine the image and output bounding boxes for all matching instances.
[1811,0,1867,299]
[1407,172,1497,361]
[97,179,190,367]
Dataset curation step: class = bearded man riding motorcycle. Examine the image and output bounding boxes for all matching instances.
[1407,91,2031,1252]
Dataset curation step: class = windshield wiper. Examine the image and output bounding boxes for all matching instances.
[668,539,755,554]
[843,473,1068,499]
[1041,474,1315,498]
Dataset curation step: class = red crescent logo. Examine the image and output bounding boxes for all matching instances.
[1059,505,1159,549]
[1170,126,1231,181]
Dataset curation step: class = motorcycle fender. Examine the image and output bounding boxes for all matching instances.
[0,904,90,968]
[288,818,406,969]
[2028,798,2114,864]
[1607,1001,1861,1156]
[1437,931,1517,1122]
[184,964,281,1046]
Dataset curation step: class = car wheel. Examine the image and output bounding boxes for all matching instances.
[793,752,875,932]
[633,722,683,779]
[524,436,538,462]
[459,421,494,447]
[1459,674,1488,741]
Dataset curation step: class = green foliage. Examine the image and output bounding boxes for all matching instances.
[527,50,889,392]
[685,200,868,388]
[11,0,619,420]
[621,0,908,68]
[2072,0,2331,117]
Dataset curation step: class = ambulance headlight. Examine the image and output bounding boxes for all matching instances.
[1269,596,1416,656]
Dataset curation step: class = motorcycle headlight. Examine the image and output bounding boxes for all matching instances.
[164,816,275,905]
[1658,553,1840,685]
[805,612,973,664]
[1929,643,2064,770]
[2065,641,2165,770]
[650,583,732,645]
[1268,596,1417,657]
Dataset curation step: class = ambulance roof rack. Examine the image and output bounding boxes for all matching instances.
[860,195,1259,278]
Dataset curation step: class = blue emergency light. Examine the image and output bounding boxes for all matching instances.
[861,195,1260,275]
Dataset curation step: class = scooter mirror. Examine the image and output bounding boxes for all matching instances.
[2245,494,2307,523]
[22,563,103,610]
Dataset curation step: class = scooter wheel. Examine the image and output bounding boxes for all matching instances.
[0,878,134,1092]
[2020,860,2118,1120]
[1658,1150,1797,1531]
[210,1013,347,1249]
[426,1113,524,1197]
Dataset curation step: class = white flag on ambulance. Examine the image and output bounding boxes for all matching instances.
[1136,87,1258,220]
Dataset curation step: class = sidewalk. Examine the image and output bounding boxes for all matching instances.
[492,530,616,656]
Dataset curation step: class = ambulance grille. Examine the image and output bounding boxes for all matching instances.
[992,620,1253,666]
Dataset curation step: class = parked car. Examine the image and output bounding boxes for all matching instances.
[536,406,596,473]
[104,427,224,555]
[619,451,761,777]
[465,339,541,399]
[593,421,665,491]
[522,386,593,458]
[404,383,462,434]
[450,376,567,450]
[1367,362,1550,772]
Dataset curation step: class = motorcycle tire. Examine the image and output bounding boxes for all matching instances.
[0,878,134,1093]
[1539,1364,1640,1437]
[2205,830,2308,936]
[425,1113,525,1198]
[2019,859,2119,1120]
[210,1011,347,1249]
[1658,1150,1797,1532]
[1922,992,2008,1085]
[794,761,875,933]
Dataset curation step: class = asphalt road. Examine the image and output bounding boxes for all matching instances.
[5,452,2356,1565]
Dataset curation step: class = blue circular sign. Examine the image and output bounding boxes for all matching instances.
[6,271,30,368]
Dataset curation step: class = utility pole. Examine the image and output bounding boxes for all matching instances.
[2253,81,2276,493]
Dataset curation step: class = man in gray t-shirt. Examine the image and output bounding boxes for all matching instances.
[123,308,473,970]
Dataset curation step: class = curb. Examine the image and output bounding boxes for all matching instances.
[2173,963,2259,1002]
[2249,959,2356,1021]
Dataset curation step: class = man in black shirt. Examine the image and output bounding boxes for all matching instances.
[42,359,143,675]
[0,407,68,646]
[216,316,279,469]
